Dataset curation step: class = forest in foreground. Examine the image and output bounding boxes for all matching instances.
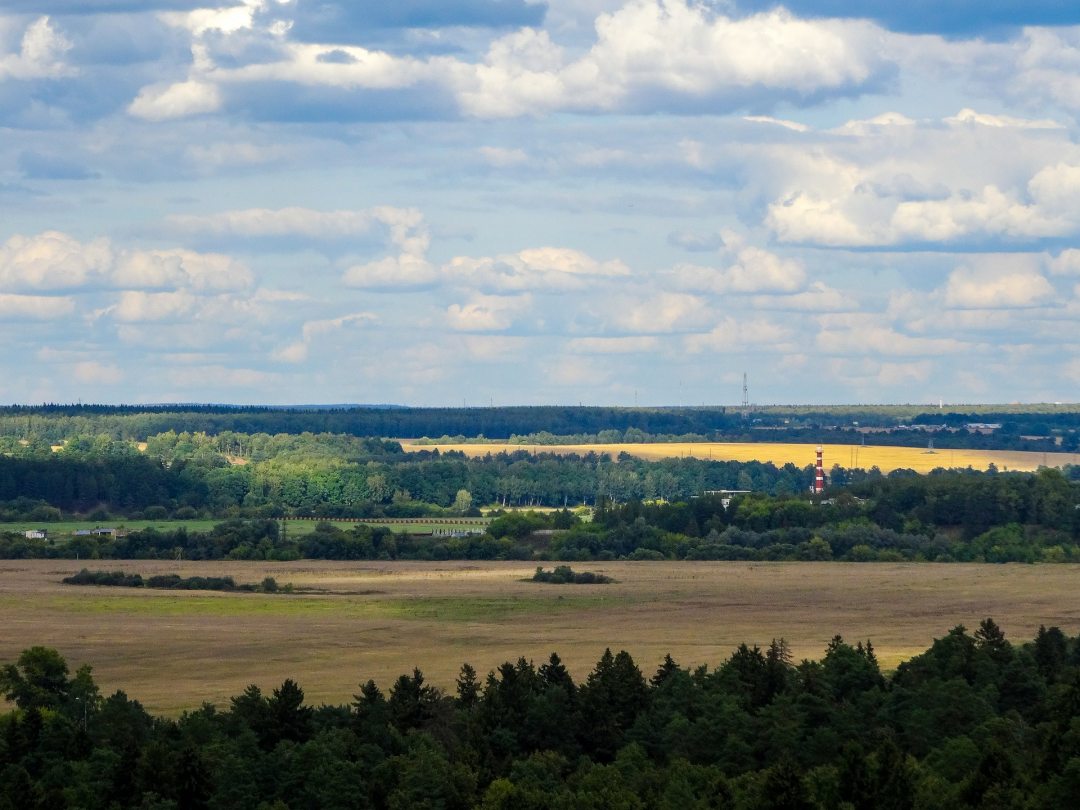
[1,620,1078,809]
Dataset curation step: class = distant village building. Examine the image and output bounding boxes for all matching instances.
[965,423,1003,434]
[701,489,752,509]
[23,529,47,539]
[72,528,120,537]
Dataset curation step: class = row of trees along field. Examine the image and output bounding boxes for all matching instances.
[0,442,818,517]
[2,468,1078,563]
[1,403,1079,449]
[1,620,1079,808]
[2,427,1079,519]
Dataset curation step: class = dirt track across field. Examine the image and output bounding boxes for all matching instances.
[1,560,1077,714]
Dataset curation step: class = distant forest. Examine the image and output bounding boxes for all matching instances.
[3,467,1078,564]
[1,405,1078,564]
[1,403,1079,450]
[2,620,1079,808]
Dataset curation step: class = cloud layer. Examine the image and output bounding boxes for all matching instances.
[2,1,1080,404]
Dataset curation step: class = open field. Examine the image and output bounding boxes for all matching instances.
[0,519,223,537]
[401,441,1080,474]
[1,559,1077,714]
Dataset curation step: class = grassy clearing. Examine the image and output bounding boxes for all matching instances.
[0,591,611,621]
[0,519,222,537]
[401,441,1080,474]
[0,517,491,541]
[1,559,1077,715]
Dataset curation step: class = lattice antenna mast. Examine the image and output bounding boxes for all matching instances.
[741,372,749,419]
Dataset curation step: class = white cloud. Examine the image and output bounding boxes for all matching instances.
[749,282,856,312]
[764,119,1080,248]
[167,206,426,241]
[566,336,659,353]
[444,247,629,293]
[109,290,197,323]
[0,231,112,291]
[73,361,124,385]
[145,1,891,121]
[609,291,709,333]
[0,232,253,293]
[1049,249,1080,276]
[669,244,806,294]
[0,293,75,320]
[113,249,253,292]
[273,312,377,363]
[0,17,73,81]
[128,80,223,121]
[446,294,531,332]
[683,316,792,353]
[944,259,1055,309]
[945,108,1063,130]
[816,321,971,357]
[342,253,438,291]
[743,115,809,132]
[472,2,885,116]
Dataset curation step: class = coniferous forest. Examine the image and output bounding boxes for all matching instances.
[2,621,1079,809]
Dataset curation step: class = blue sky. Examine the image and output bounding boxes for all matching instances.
[2,0,1080,406]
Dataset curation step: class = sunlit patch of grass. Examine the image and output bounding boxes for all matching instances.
[1,591,623,622]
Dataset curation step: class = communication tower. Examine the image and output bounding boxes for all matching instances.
[813,446,825,494]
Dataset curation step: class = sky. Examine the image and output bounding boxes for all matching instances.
[3,0,1080,407]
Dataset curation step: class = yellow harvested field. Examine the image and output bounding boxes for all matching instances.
[401,441,1080,474]
[2,559,1078,714]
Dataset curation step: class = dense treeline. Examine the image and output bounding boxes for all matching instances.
[0,447,816,517]
[2,621,1079,808]
[3,467,1077,563]
[2,403,1079,447]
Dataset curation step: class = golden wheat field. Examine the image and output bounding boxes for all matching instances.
[2,559,1078,715]
[400,441,1080,474]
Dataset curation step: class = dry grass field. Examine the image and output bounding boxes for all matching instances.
[2,560,1078,715]
[401,441,1080,474]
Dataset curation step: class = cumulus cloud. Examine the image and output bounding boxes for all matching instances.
[446,294,531,331]
[943,258,1055,309]
[608,291,710,334]
[109,290,197,323]
[749,282,856,312]
[816,317,972,357]
[683,316,793,353]
[139,1,892,122]
[0,293,75,320]
[0,16,73,81]
[669,245,806,294]
[444,247,629,293]
[273,311,377,363]
[128,79,222,121]
[763,111,1080,248]
[0,231,252,292]
[0,231,112,290]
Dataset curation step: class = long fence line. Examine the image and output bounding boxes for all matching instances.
[284,517,489,525]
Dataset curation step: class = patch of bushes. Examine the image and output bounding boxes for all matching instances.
[61,569,292,593]
[531,565,613,584]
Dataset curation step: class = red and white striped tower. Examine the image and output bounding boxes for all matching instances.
[814,446,825,494]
